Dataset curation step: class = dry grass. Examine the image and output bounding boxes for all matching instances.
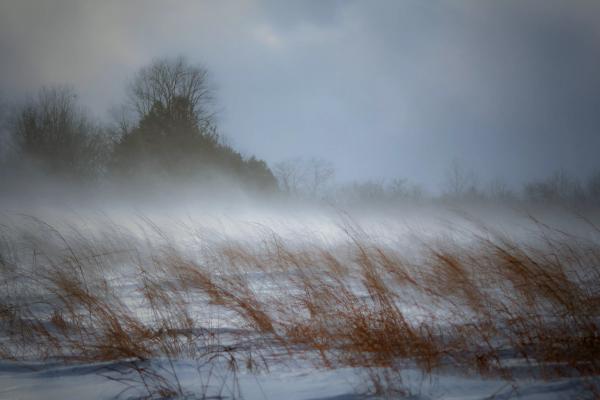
[0,213,599,397]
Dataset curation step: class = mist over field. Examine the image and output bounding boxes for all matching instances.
[1,1,600,399]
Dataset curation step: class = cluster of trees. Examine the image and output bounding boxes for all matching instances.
[333,179,424,205]
[2,55,599,207]
[271,157,600,207]
[1,57,277,192]
[438,161,600,205]
[272,157,335,199]
[9,87,109,180]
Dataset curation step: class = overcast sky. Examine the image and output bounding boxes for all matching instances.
[1,0,600,189]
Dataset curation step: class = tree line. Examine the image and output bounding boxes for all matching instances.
[1,57,277,192]
[1,56,599,206]
[271,157,600,207]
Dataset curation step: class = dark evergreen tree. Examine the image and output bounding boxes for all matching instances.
[111,57,277,191]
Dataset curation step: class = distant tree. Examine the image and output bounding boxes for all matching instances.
[487,177,515,201]
[11,86,108,180]
[343,180,387,203]
[273,157,334,198]
[306,158,335,197]
[443,159,480,199]
[273,158,308,195]
[389,178,424,200]
[333,177,423,205]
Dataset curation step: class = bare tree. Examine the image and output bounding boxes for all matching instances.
[128,56,214,128]
[389,178,424,200]
[487,177,515,201]
[273,158,307,195]
[306,157,335,197]
[273,157,334,198]
[443,159,478,198]
[339,180,387,203]
[12,86,108,179]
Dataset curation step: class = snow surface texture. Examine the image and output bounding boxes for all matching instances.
[0,360,596,399]
[0,206,598,399]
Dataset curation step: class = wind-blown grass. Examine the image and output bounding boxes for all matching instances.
[0,213,599,398]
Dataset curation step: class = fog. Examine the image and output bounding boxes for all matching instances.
[2,1,600,189]
[1,2,600,399]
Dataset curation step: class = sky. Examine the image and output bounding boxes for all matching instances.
[1,0,600,190]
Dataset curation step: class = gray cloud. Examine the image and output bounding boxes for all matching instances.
[1,0,600,189]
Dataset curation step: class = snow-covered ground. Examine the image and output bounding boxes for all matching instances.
[0,358,596,399]
[0,205,599,399]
